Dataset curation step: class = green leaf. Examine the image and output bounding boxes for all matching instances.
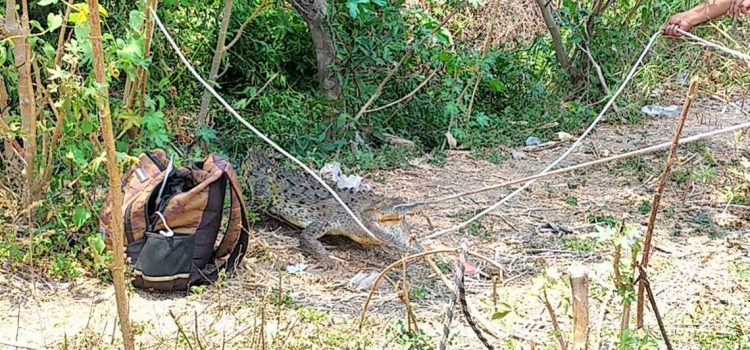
[117,38,145,65]
[47,13,63,31]
[196,125,217,143]
[0,47,6,66]
[38,0,59,5]
[142,110,165,130]
[347,0,360,19]
[129,10,144,31]
[72,206,91,228]
[475,113,490,128]
[87,234,106,255]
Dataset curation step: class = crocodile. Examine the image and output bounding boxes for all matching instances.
[243,149,422,266]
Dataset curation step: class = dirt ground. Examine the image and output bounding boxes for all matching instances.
[2,95,750,349]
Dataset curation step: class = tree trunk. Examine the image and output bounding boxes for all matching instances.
[86,1,135,349]
[198,0,233,125]
[534,0,578,80]
[6,0,38,201]
[290,0,341,100]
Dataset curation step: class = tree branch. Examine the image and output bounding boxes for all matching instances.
[224,1,270,51]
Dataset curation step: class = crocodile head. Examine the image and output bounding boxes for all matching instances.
[360,197,423,253]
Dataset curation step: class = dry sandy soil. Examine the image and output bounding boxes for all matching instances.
[2,96,750,349]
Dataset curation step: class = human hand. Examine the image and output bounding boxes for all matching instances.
[662,12,694,37]
[730,0,750,17]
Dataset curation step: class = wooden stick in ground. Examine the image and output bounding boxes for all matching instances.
[86,1,134,349]
[569,266,590,350]
[636,79,697,329]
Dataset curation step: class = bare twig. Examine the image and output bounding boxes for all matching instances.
[53,5,72,68]
[87,1,134,348]
[456,241,494,350]
[439,251,462,350]
[637,79,697,328]
[635,267,674,350]
[224,1,271,51]
[402,112,750,211]
[364,66,441,113]
[542,290,568,350]
[169,310,196,350]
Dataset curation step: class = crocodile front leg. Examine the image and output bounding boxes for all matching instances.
[300,221,335,268]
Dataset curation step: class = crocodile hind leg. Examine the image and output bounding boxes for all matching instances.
[299,221,335,268]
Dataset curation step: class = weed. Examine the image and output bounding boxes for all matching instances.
[561,236,600,252]
[385,320,431,350]
[271,292,296,308]
[587,213,619,228]
[670,170,691,186]
[638,200,652,215]
[565,196,578,207]
[732,259,750,283]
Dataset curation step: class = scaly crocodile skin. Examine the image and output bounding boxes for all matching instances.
[243,149,422,265]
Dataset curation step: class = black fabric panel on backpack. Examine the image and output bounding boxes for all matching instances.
[192,175,226,269]
[135,232,195,280]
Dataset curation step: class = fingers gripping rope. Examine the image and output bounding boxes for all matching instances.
[149,9,383,244]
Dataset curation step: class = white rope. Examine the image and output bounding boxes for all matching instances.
[677,28,750,62]
[149,9,383,244]
[419,32,663,241]
[154,212,174,237]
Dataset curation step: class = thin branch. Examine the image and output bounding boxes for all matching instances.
[636,79,696,328]
[456,241,494,350]
[87,1,134,349]
[635,266,674,350]
[224,1,271,51]
[364,66,441,113]
[169,310,196,350]
[53,5,73,68]
[542,290,568,350]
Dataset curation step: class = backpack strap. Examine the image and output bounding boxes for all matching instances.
[209,155,251,275]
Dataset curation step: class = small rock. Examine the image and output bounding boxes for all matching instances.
[525,136,541,146]
[641,105,680,118]
[511,150,526,160]
[556,131,574,141]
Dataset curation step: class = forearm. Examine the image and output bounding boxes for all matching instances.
[685,0,732,26]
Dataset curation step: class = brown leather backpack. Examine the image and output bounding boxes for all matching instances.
[100,149,250,292]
